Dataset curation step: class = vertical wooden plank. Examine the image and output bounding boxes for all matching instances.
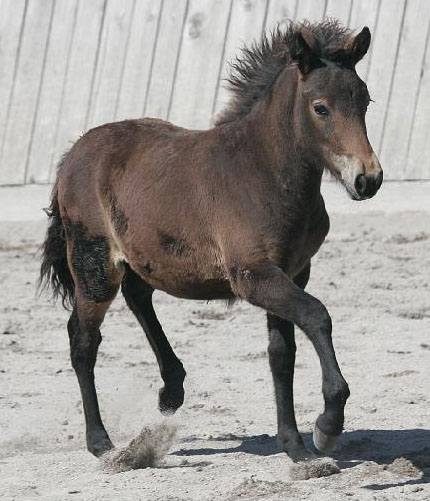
[324,0,352,25]
[0,0,54,185]
[295,0,327,22]
[85,0,135,130]
[168,0,232,129]
[349,0,381,81]
[0,0,27,169]
[145,0,189,120]
[213,0,268,120]
[406,25,430,179]
[264,0,297,31]
[50,0,107,180]
[364,0,406,167]
[114,0,162,121]
[26,0,78,183]
[379,0,430,179]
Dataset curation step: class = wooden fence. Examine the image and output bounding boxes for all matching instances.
[1,0,430,185]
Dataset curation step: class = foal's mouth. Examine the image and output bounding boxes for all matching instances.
[330,153,383,201]
[343,183,362,201]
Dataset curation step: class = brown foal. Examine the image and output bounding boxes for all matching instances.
[40,20,382,461]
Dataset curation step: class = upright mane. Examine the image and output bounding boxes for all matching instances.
[215,19,353,126]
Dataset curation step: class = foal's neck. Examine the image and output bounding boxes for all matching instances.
[247,68,324,206]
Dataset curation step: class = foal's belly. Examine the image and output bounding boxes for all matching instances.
[127,253,234,300]
[147,271,234,300]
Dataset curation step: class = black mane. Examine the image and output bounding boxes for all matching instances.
[216,19,353,126]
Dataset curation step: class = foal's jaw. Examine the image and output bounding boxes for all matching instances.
[330,152,383,201]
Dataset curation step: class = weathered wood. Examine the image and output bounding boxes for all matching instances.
[294,0,327,23]
[0,0,27,182]
[50,0,107,181]
[1,0,430,183]
[26,0,79,183]
[0,0,55,185]
[380,0,430,179]
[145,0,189,120]
[324,0,352,26]
[348,0,381,81]
[114,0,162,121]
[365,0,406,169]
[85,0,135,130]
[264,0,297,30]
[168,0,232,129]
[213,0,268,121]
[406,23,430,180]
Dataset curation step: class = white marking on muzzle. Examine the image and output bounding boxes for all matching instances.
[331,154,363,199]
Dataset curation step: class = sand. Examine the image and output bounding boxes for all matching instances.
[0,183,429,500]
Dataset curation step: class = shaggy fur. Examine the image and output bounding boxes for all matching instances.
[216,20,353,125]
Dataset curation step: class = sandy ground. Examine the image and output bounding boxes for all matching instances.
[0,183,429,500]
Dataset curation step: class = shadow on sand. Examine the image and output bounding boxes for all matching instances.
[171,429,430,490]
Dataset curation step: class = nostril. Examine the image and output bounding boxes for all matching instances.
[354,174,367,196]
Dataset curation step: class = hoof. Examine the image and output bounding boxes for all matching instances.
[278,435,317,462]
[312,423,338,453]
[87,429,114,457]
[158,385,184,416]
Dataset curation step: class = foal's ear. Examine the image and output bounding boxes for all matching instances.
[348,27,371,66]
[292,27,321,74]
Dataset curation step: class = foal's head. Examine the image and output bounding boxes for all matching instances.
[218,21,383,201]
[291,25,382,200]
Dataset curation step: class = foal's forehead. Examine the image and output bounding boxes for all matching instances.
[304,66,370,106]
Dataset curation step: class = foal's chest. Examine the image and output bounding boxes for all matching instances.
[279,206,330,276]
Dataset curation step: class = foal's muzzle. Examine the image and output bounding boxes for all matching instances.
[335,152,383,201]
[354,170,383,199]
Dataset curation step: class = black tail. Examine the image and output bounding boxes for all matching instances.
[39,182,75,309]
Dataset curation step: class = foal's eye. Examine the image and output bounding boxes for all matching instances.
[313,104,329,116]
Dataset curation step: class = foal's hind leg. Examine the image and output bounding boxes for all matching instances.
[121,265,186,415]
[68,297,117,456]
[65,220,123,456]
[267,264,315,461]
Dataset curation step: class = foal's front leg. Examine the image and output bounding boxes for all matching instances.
[267,264,315,461]
[233,261,350,459]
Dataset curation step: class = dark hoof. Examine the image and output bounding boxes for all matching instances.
[279,435,317,462]
[158,385,184,416]
[87,429,114,457]
[313,423,339,453]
